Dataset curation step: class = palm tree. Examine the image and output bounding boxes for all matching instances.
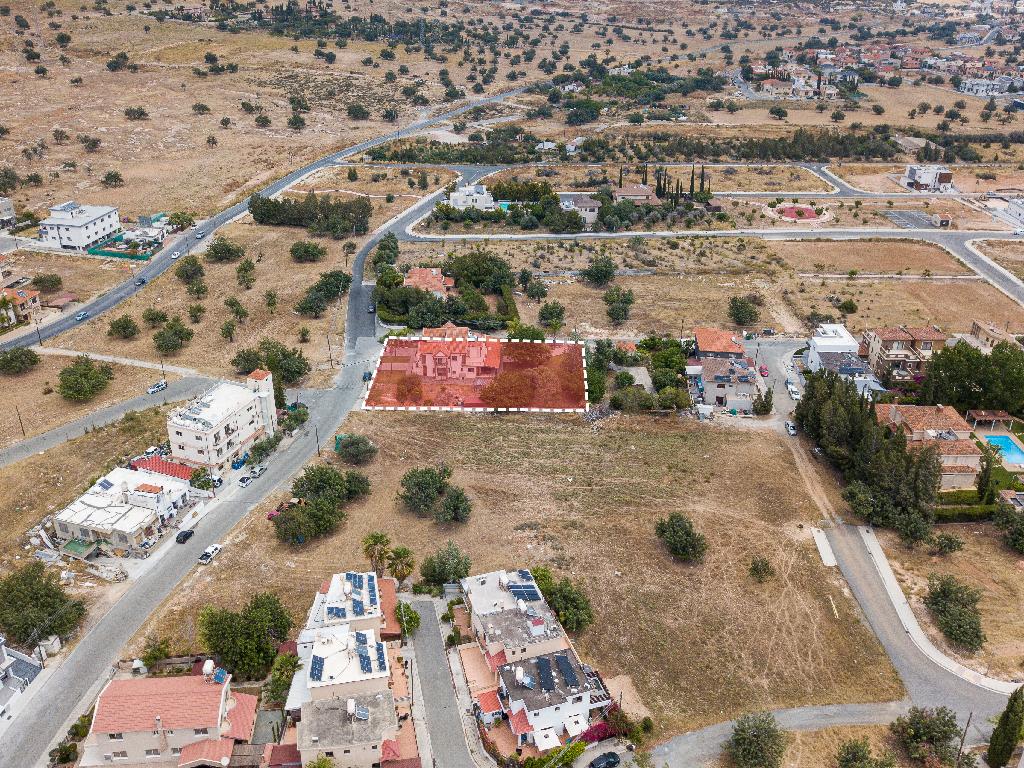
[387,546,415,586]
[361,531,391,576]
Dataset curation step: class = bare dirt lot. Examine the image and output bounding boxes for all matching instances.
[53,218,348,385]
[0,249,129,304]
[0,407,168,567]
[783,276,1024,335]
[131,412,902,736]
[0,356,174,449]
[769,239,971,276]
[976,239,1024,281]
[834,163,1024,195]
[880,524,1024,681]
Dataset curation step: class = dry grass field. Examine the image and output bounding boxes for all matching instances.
[977,239,1024,281]
[769,239,971,276]
[784,276,1024,334]
[708,724,912,768]
[0,408,168,568]
[54,219,347,384]
[0,356,173,449]
[880,524,1024,681]
[833,163,1024,194]
[485,164,831,193]
[0,250,129,303]
[131,412,903,736]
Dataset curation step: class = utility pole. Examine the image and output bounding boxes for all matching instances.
[314,424,321,458]
[15,405,25,438]
[160,357,166,379]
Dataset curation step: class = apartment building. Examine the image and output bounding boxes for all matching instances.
[285,571,412,768]
[38,201,121,251]
[167,370,277,472]
[80,674,257,767]
[954,319,1023,352]
[861,326,947,382]
[448,184,495,211]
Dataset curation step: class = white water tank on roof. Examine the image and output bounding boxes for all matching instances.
[202,659,215,676]
[347,698,356,717]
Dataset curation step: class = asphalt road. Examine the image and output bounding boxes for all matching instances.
[0,375,214,469]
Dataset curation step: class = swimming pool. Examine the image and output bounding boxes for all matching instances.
[985,435,1024,464]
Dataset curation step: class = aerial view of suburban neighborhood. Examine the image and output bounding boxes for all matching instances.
[6,0,1024,766]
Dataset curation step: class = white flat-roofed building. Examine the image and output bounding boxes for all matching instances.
[53,467,192,557]
[303,624,390,701]
[0,196,14,227]
[167,370,277,472]
[807,323,860,372]
[38,201,120,251]
[901,165,954,192]
[448,184,495,211]
[305,571,386,633]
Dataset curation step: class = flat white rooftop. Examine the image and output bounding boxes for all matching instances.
[40,201,118,226]
[306,571,384,629]
[302,624,389,691]
[169,382,257,431]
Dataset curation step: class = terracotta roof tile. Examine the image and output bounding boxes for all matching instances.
[248,368,272,381]
[475,689,502,714]
[130,456,195,481]
[905,327,946,342]
[404,268,454,294]
[509,708,533,735]
[177,737,233,768]
[93,677,226,734]
[694,327,744,356]
[869,327,913,342]
[262,743,301,768]
[224,692,258,741]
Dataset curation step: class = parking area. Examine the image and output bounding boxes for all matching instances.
[884,210,936,229]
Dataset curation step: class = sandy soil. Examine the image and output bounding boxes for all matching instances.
[53,218,348,385]
[880,524,1024,681]
[0,408,168,567]
[130,412,903,737]
[0,356,175,449]
[0,250,129,304]
[769,239,971,276]
[977,239,1024,281]
[833,163,1024,195]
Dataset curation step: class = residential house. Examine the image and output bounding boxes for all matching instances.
[697,357,757,412]
[409,338,502,383]
[52,467,193,559]
[285,572,413,768]
[954,319,1023,352]
[38,201,121,251]
[0,197,14,227]
[79,674,257,767]
[535,141,558,153]
[0,633,42,723]
[861,326,947,382]
[814,350,885,398]
[877,404,982,489]
[564,137,586,156]
[1005,197,1024,226]
[403,267,455,297]
[167,371,278,472]
[901,165,954,192]
[959,76,1009,95]
[448,184,495,211]
[611,183,655,204]
[806,324,860,372]
[0,286,40,326]
[693,327,745,359]
[559,194,601,227]
[460,570,611,753]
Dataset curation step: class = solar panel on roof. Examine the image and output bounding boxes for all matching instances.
[522,674,536,690]
[509,584,542,602]
[97,478,114,491]
[309,655,325,682]
[355,631,367,646]
[327,606,346,619]
[352,599,365,616]
[376,643,387,672]
[212,667,228,684]
[536,657,555,692]
[517,569,533,581]
[555,654,579,688]
[359,655,372,674]
[354,705,370,721]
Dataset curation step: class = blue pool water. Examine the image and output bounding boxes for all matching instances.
[985,435,1024,464]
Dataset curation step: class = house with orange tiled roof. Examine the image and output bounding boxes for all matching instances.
[693,327,745,359]
[80,674,257,767]
[403,267,455,298]
[0,286,40,326]
[877,404,982,489]
[411,337,502,383]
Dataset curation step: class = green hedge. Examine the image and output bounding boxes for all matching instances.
[376,307,407,326]
[934,504,997,523]
[936,489,981,506]
[498,284,520,323]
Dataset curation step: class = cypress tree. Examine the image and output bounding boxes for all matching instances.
[699,165,706,193]
[988,686,1024,768]
[618,166,623,187]
[689,165,695,197]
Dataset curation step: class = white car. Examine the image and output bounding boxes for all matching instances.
[147,380,168,394]
[195,231,205,239]
[785,420,797,436]
[170,251,182,260]
[238,475,254,489]
[249,464,268,479]
[198,544,222,565]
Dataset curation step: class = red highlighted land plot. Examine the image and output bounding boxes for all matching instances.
[364,336,587,412]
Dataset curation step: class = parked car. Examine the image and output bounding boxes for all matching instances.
[210,473,223,488]
[249,464,268,479]
[368,302,376,313]
[588,754,621,768]
[238,475,254,488]
[759,364,769,377]
[197,544,221,564]
[175,529,194,544]
[143,445,161,457]
[134,277,147,287]
[195,231,205,239]
[147,380,168,395]
[785,420,797,436]
[74,311,89,321]
[170,251,182,260]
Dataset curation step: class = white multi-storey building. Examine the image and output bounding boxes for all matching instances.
[807,323,860,372]
[167,370,277,472]
[448,184,495,211]
[38,201,120,251]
